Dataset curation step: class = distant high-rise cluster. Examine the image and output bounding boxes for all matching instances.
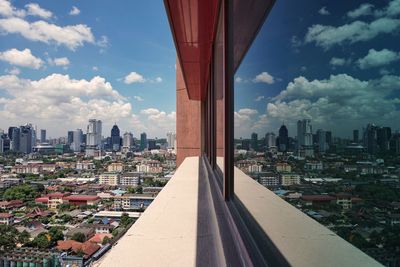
[85,119,102,157]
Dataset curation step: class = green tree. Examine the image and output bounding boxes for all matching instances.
[18,230,31,244]
[0,225,20,251]
[49,227,64,243]
[3,184,38,201]
[71,232,86,243]
[102,236,111,245]
[32,232,52,249]
[120,213,133,228]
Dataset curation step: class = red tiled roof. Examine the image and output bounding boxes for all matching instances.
[88,233,112,244]
[301,195,336,202]
[81,241,100,258]
[35,197,49,203]
[0,213,14,218]
[63,195,100,201]
[57,240,82,251]
[47,192,70,198]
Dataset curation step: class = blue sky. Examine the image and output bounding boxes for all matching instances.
[235,0,400,138]
[0,0,176,138]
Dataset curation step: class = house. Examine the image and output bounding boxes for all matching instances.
[88,233,113,244]
[66,226,95,241]
[57,240,100,259]
[35,192,71,209]
[0,200,24,210]
[62,195,100,206]
[0,213,14,225]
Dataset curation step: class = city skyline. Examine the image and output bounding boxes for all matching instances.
[0,0,176,137]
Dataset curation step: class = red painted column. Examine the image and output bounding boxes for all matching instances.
[176,58,202,167]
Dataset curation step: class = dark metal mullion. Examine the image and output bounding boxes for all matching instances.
[223,0,234,201]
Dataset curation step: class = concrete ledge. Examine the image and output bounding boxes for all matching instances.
[234,168,382,267]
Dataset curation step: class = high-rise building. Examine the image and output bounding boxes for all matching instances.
[166,132,176,149]
[250,133,258,151]
[40,129,46,143]
[265,132,276,149]
[111,124,121,151]
[325,131,332,146]
[277,124,288,152]
[363,124,377,154]
[353,130,359,143]
[148,140,157,150]
[71,129,83,152]
[316,129,328,153]
[122,132,134,152]
[297,119,313,157]
[67,131,74,145]
[9,127,20,152]
[377,126,391,152]
[86,119,102,156]
[140,132,147,151]
[19,124,33,154]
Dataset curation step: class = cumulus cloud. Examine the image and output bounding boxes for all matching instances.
[0,17,95,50]
[69,6,80,16]
[124,72,145,84]
[263,74,400,137]
[347,3,374,18]
[5,67,20,75]
[255,96,265,102]
[139,108,176,135]
[375,0,400,17]
[154,77,162,83]
[357,48,400,69]
[318,7,330,15]
[305,17,400,49]
[133,96,144,101]
[25,3,52,19]
[48,57,70,67]
[0,0,25,17]
[0,73,133,136]
[329,57,350,67]
[235,76,243,83]
[0,48,43,69]
[253,72,275,84]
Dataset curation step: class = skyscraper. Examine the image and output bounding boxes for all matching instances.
[363,124,377,154]
[316,129,328,153]
[122,132,134,152]
[72,129,83,152]
[86,119,102,156]
[9,127,20,152]
[140,132,147,151]
[377,126,391,152]
[166,132,176,149]
[40,129,46,143]
[67,131,74,145]
[19,124,33,154]
[277,124,288,152]
[111,124,121,151]
[353,130,359,143]
[297,119,313,157]
[265,132,276,149]
[251,132,258,151]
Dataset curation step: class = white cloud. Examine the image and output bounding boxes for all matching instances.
[92,66,98,71]
[0,73,133,136]
[329,57,350,67]
[25,3,52,19]
[255,96,265,102]
[318,7,330,15]
[235,76,243,83]
[375,0,400,17]
[124,72,145,84]
[0,48,43,69]
[0,0,25,17]
[0,17,95,50]
[97,35,108,48]
[253,72,275,84]
[305,17,400,49]
[357,48,400,69]
[139,108,176,135]
[347,3,374,18]
[263,74,400,137]
[133,96,144,102]
[154,77,162,83]
[5,67,20,75]
[69,6,80,16]
[48,57,70,67]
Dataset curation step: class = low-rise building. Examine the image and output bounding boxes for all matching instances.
[259,173,279,188]
[35,192,71,210]
[99,172,120,186]
[107,162,124,172]
[119,172,140,186]
[113,194,155,210]
[276,162,292,173]
[63,195,100,206]
[0,213,14,225]
[280,173,301,186]
[0,200,23,210]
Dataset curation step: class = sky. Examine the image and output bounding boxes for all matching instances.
[235,0,400,139]
[0,0,176,139]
